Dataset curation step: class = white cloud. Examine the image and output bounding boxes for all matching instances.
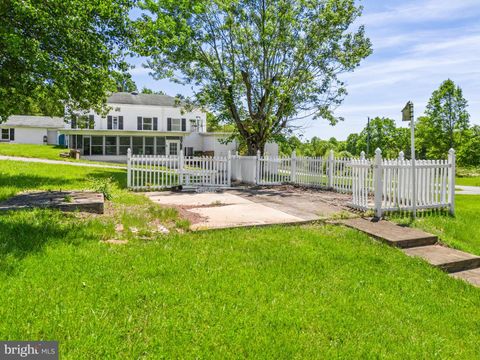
[360,0,480,27]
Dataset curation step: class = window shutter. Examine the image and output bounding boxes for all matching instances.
[89,115,95,129]
[137,117,142,130]
[181,118,186,132]
[9,128,15,141]
[167,118,172,131]
[107,116,112,130]
[153,117,158,131]
[119,116,124,130]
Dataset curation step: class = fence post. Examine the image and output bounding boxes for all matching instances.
[448,148,456,215]
[374,148,383,219]
[127,148,132,189]
[328,149,334,188]
[291,150,297,183]
[227,150,232,187]
[256,150,261,185]
[179,150,184,186]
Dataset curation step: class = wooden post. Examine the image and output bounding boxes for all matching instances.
[291,150,297,183]
[227,150,232,187]
[127,148,132,189]
[328,149,334,188]
[374,148,383,219]
[448,148,456,215]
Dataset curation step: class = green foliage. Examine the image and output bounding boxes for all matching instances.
[136,0,372,154]
[140,87,165,95]
[0,0,135,122]
[87,177,114,200]
[457,125,480,167]
[416,79,470,159]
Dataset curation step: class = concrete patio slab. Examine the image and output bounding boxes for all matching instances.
[146,187,347,230]
[228,187,350,220]
[189,203,304,230]
[147,191,252,207]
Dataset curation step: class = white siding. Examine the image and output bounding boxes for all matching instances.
[69,103,206,133]
[10,128,48,144]
[47,130,58,145]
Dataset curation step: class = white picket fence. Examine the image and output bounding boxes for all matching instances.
[350,148,456,216]
[252,150,358,192]
[127,147,455,216]
[127,149,231,190]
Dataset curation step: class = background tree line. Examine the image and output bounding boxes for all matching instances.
[277,79,479,167]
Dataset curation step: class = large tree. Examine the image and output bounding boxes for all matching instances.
[136,0,371,154]
[417,79,470,158]
[0,0,134,122]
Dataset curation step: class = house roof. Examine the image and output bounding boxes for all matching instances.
[107,92,182,107]
[2,115,65,129]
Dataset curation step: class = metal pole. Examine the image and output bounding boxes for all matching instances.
[366,116,371,156]
[410,104,416,219]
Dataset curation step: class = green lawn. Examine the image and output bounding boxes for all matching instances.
[456,167,480,186]
[0,143,125,167]
[1,160,480,358]
[390,195,480,256]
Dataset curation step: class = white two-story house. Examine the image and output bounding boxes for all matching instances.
[1,92,278,160]
[62,92,209,160]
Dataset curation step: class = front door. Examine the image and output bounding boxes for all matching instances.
[83,136,91,156]
[166,140,180,156]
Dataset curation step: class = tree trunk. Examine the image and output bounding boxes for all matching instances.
[246,138,266,156]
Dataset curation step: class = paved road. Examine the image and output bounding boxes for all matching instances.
[0,155,125,170]
[456,185,480,195]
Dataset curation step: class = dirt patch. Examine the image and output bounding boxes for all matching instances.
[173,206,208,225]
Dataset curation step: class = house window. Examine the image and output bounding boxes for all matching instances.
[119,136,131,155]
[105,136,117,155]
[91,136,103,155]
[108,116,123,130]
[170,118,181,131]
[145,137,154,155]
[184,147,194,157]
[1,128,10,140]
[143,118,152,130]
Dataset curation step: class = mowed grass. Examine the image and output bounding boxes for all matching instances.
[456,177,480,187]
[0,143,125,167]
[0,222,479,358]
[0,160,127,201]
[456,167,480,186]
[1,159,480,357]
[390,195,480,256]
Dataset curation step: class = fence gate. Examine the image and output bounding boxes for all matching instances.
[127,149,231,190]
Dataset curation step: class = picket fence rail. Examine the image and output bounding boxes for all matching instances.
[127,147,455,216]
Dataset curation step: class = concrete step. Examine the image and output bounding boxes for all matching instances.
[403,245,480,273]
[340,218,438,248]
[450,268,480,287]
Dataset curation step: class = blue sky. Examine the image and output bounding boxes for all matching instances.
[129,0,480,140]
